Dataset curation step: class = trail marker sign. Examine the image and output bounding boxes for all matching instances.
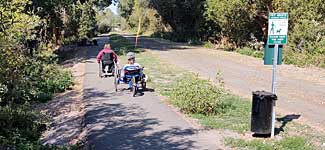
[267,13,288,45]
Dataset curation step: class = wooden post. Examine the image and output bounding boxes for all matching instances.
[135,15,142,48]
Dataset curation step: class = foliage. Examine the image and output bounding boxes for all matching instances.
[79,1,97,39]
[0,0,83,148]
[203,41,215,49]
[118,0,134,20]
[204,0,324,67]
[0,104,47,149]
[0,48,73,104]
[281,0,325,67]
[169,75,233,115]
[150,0,210,41]
[236,47,264,58]
[96,8,122,34]
[118,0,165,34]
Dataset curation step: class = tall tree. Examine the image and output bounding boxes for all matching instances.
[79,1,97,39]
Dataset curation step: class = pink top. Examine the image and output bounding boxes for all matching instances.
[96,48,118,63]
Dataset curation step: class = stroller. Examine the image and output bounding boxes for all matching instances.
[99,52,117,78]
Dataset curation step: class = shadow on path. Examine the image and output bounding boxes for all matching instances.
[83,88,198,150]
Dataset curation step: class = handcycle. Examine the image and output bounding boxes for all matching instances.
[114,66,147,97]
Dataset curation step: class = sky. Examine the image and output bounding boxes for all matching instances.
[108,3,118,15]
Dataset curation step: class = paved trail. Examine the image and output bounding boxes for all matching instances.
[83,36,225,150]
[125,35,325,131]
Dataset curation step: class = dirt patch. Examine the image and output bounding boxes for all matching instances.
[39,47,87,146]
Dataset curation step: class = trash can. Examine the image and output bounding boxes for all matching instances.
[251,91,277,135]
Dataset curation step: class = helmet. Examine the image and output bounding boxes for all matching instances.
[127,52,135,59]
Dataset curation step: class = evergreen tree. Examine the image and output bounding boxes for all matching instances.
[79,1,98,39]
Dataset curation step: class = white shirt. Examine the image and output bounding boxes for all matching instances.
[122,63,141,71]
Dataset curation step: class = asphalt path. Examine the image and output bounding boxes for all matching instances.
[82,36,224,150]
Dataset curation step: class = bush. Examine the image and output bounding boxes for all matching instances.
[236,47,264,58]
[0,105,47,149]
[203,41,215,49]
[169,75,233,115]
[35,65,73,102]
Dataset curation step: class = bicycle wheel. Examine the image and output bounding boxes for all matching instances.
[114,64,118,92]
[132,77,137,97]
[98,62,102,78]
[141,81,146,90]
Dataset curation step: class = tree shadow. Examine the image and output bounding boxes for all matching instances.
[83,88,198,150]
[124,35,190,51]
[39,90,84,145]
[275,114,301,135]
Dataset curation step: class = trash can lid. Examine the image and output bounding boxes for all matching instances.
[252,91,277,100]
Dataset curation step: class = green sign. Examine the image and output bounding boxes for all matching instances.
[267,13,288,45]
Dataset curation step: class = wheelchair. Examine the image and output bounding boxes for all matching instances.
[98,52,117,78]
[114,67,147,97]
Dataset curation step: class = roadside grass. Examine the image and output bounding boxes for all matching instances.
[109,33,144,56]
[225,136,315,150]
[202,41,215,49]
[236,47,264,59]
[110,33,325,149]
[191,95,251,133]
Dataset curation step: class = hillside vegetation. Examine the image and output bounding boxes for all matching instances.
[117,0,324,68]
[0,0,114,148]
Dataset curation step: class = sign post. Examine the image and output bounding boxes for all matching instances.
[267,12,288,138]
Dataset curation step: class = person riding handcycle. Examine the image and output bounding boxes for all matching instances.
[120,52,146,91]
[97,44,118,77]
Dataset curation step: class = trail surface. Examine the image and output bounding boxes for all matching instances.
[83,35,225,150]
[124,35,325,131]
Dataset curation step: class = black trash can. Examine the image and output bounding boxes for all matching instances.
[251,91,277,135]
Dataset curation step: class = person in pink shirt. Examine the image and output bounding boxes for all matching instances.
[97,44,118,73]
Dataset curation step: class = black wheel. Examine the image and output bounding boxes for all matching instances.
[131,77,137,97]
[114,65,118,92]
[141,82,146,90]
[132,86,137,97]
[98,62,102,78]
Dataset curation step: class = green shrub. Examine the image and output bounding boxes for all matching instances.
[34,65,73,102]
[62,36,78,46]
[236,47,264,58]
[252,51,264,58]
[203,41,215,49]
[169,75,233,115]
[0,105,47,149]
[236,47,254,56]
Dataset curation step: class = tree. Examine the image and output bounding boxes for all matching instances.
[118,0,135,20]
[79,1,98,39]
[148,0,213,41]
